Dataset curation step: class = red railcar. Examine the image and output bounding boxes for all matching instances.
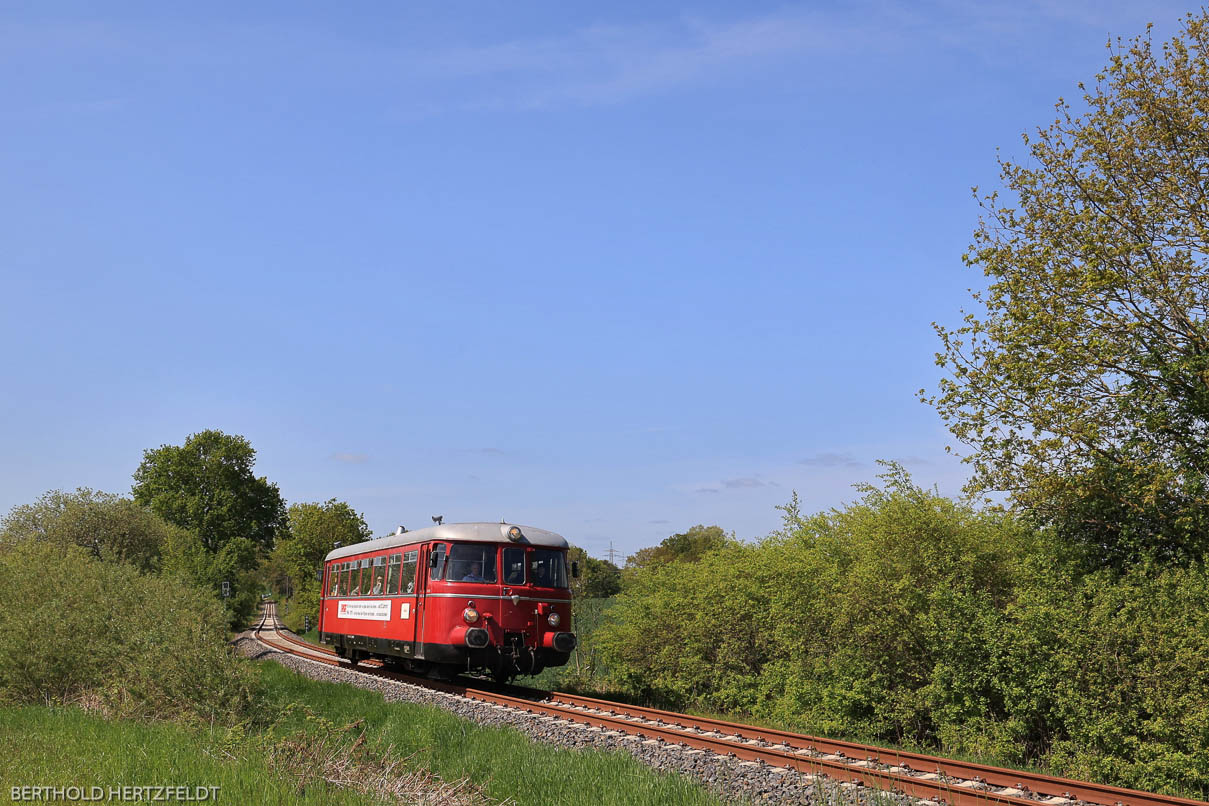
[318,522,577,680]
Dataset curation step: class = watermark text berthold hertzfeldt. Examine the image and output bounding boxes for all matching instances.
[11,785,221,802]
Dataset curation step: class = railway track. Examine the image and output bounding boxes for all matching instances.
[251,604,1206,806]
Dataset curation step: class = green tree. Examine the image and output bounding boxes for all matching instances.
[567,546,622,599]
[0,488,184,572]
[161,527,262,628]
[277,499,370,580]
[132,430,286,556]
[624,524,729,572]
[929,13,1209,568]
[273,499,370,631]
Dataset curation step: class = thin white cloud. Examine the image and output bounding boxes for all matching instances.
[723,476,774,489]
[412,1,1187,109]
[891,454,933,466]
[5,3,1188,119]
[329,451,368,464]
[423,10,892,108]
[799,452,864,468]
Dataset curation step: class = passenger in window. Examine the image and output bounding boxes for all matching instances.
[462,562,485,582]
[371,578,383,595]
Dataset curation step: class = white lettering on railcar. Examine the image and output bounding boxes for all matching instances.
[400,602,411,619]
[337,600,391,621]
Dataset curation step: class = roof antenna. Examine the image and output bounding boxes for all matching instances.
[395,525,406,535]
[432,515,444,526]
[500,517,506,524]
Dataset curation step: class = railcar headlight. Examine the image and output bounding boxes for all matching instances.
[546,612,560,628]
[508,526,523,541]
[463,607,479,624]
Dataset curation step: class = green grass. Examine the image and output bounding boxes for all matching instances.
[256,661,724,806]
[0,706,379,805]
[0,659,724,806]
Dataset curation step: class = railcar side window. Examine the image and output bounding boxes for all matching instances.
[503,547,526,585]
[447,544,498,583]
[341,563,352,596]
[371,557,386,595]
[386,553,401,595]
[430,544,447,580]
[530,549,569,588]
[354,559,370,595]
[328,565,339,596]
[401,550,418,593]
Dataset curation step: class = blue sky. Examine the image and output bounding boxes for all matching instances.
[0,2,1191,559]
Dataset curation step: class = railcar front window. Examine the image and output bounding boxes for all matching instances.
[448,544,498,583]
[503,547,525,585]
[328,566,339,596]
[430,544,447,581]
[530,549,568,588]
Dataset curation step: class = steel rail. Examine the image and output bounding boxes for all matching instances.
[531,691,1206,806]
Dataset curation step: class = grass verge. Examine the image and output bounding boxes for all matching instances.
[0,705,386,805]
[0,659,724,806]
[255,660,724,806]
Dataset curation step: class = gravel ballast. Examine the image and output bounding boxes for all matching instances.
[235,634,910,806]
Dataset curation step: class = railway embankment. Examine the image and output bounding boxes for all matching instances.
[238,628,842,806]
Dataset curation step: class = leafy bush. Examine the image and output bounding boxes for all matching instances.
[597,467,1209,796]
[599,541,770,711]
[0,488,185,572]
[281,587,321,634]
[995,562,1209,794]
[0,541,259,723]
[162,528,262,629]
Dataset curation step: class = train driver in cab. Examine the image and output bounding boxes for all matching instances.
[462,561,486,583]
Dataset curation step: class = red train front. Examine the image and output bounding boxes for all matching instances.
[318,522,577,681]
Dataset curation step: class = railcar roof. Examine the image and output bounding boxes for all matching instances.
[324,522,569,562]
